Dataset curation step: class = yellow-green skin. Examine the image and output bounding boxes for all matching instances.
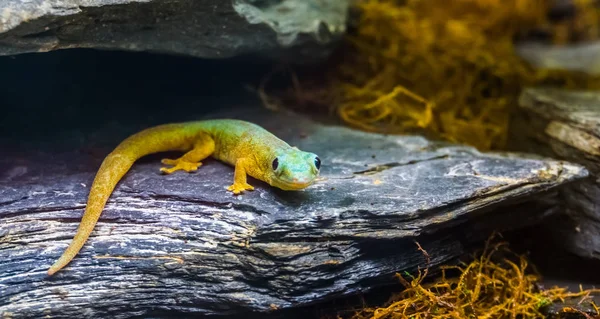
[47,119,321,275]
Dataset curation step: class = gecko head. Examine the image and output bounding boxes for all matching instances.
[267,148,321,191]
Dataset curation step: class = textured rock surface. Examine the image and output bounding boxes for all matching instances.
[512,87,600,260]
[0,108,587,318]
[0,0,349,61]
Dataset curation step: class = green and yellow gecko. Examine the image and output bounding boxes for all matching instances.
[47,119,321,275]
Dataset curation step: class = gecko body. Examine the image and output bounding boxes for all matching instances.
[47,119,321,275]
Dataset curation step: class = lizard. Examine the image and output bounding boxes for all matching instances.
[46,119,321,275]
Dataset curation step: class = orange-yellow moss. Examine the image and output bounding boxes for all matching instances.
[331,237,599,319]
[338,0,600,150]
[262,0,600,150]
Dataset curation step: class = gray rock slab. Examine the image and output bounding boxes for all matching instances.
[513,87,600,260]
[0,0,349,62]
[0,108,587,318]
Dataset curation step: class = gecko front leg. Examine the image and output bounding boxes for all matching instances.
[160,133,215,174]
[227,158,255,194]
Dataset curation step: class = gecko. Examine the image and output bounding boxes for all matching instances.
[46,119,321,275]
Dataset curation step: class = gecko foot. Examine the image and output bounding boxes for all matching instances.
[160,158,202,174]
[227,183,255,195]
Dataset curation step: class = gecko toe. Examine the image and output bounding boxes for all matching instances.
[160,167,175,174]
[227,183,254,194]
[161,158,178,165]
[160,159,202,174]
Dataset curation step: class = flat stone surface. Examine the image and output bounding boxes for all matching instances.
[0,0,349,62]
[0,107,587,318]
[513,87,600,260]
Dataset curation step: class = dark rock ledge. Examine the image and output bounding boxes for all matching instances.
[0,109,587,318]
[512,87,600,260]
[0,0,349,62]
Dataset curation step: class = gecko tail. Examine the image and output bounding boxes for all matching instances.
[47,123,194,275]
[47,152,136,276]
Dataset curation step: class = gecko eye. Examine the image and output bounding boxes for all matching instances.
[272,158,279,170]
[314,157,321,170]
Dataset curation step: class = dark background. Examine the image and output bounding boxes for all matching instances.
[0,49,275,144]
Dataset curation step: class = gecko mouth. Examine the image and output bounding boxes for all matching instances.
[274,179,315,190]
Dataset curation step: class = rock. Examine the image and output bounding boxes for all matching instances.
[512,87,600,260]
[0,0,349,62]
[516,41,600,76]
[0,107,587,318]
